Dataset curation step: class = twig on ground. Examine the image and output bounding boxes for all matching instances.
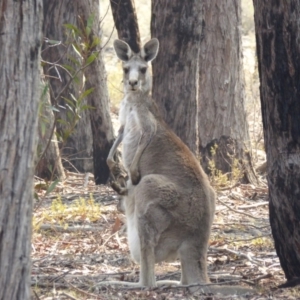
[100,232,118,248]
[157,271,180,281]
[65,280,103,299]
[121,280,245,291]
[218,197,261,219]
[210,246,263,265]
[253,273,273,282]
[39,224,103,232]
[32,290,41,300]
[238,201,269,209]
[233,233,271,242]
[213,222,270,230]
[60,292,79,300]
[31,273,132,282]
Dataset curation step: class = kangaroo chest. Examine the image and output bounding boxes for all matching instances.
[119,97,141,170]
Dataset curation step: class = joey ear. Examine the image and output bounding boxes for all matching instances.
[141,38,159,62]
[113,39,133,62]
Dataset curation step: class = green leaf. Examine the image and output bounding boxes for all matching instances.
[45,179,60,197]
[56,118,67,125]
[62,64,76,73]
[80,104,95,111]
[49,105,60,112]
[54,131,62,142]
[86,53,98,65]
[63,129,71,141]
[47,39,61,45]
[73,76,80,85]
[66,110,74,122]
[86,15,94,36]
[62,97,76,108]
[72,43,83,59]
[66,54,82,66]
[91,37,100,48]
[79,87,94,101]
[64,23,81,35]
[34,183,48,191]
[41,83,49,99]
[66,104,74,114]
[34,192,39,201]
[47,164,53,173]
[41,121,46,137]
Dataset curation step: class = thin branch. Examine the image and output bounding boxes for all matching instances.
[41,59,73,78]
[238,201,268,209]
[60,293,79,300]
[210,246,263,265]
[65,280,102,299]
[232,233,271,242]
[217,197,261,219]
[101,25,115,50]
[38,224,104,232]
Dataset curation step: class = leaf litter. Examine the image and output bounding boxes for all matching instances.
[32,172,300,299]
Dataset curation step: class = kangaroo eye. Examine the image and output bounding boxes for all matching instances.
[140,67,147,74]
[123,67,129,74]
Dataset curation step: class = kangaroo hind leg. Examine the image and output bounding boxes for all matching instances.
[134,175,174,286]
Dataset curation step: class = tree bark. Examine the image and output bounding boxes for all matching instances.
[42,0,94,173]
[35,78,65,180]
[0,1,43,299]
[253,0,300,282]
[82,0,115,184]
[198,0,257,184]
[42,0,114,183]
[110,0,141,52]
[151,0,201,154]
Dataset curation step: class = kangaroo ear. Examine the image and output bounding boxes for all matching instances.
[141,38,159,62]
[113,39,133,62]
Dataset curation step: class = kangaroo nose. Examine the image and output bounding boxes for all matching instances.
[129,80,138,87]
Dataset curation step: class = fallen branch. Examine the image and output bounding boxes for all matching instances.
[60,292,79,300]
[233,233,271,242]
[39,224,103,232]
[253,273,273,282]
[238,201,269,209]
[213,222,270,230]
[217,197,261,219]
[31,272,132,282]
[120,279,248,291]
[210,246,263,265]
[65,280,103,299]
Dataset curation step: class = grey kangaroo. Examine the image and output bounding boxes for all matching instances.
[105,39,252,295]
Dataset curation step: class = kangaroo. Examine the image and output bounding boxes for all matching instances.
[104,39,253,296]
[107,39,161,191]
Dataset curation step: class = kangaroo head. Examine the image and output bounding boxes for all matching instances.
[113,38,159,93]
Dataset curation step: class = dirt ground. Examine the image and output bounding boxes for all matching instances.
[31,2,300,299]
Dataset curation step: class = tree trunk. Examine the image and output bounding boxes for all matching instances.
[35,78,65,180]
[82,0,115,184]
[110,0,141,52]
[198,0,257,184]
[151,0,201,154]
[253,0,300,282]
[42,0,94,173]
[0,1,42,299]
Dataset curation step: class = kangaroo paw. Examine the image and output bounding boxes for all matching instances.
[130,169,141,185]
